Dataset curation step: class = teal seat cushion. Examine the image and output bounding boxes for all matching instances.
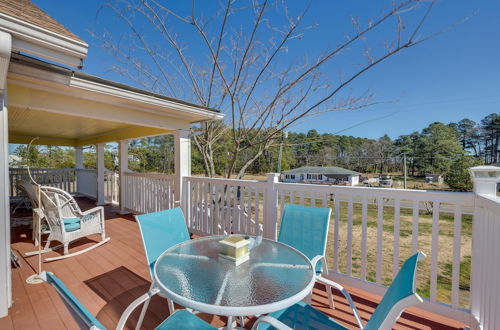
[257,301,348,330]
[64,217,81,232]
[155,310,216,330]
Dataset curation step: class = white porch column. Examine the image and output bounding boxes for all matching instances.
[75,146,83,195]
[118,140,128,214]
[174,129,191,206]
[96,143,105,205]
[75,147,83,169]
[0,105,11,317]
[0,30,12,318]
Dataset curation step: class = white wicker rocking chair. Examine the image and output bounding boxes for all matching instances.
[25,186,110,262]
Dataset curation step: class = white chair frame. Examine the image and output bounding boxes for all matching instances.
[25,186,110,262]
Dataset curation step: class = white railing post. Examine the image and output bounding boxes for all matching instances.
[263,173,279,240]
[182,177,191,228]
[174,129,191,206]
[118,140,128,214]
[96,143,106,205]
[469,166,500,329]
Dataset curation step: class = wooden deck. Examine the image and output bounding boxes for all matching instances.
[1,198,466,329]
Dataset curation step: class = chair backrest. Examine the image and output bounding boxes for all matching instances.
[365,252,425,330]
[42,271,106,330]
[16,180,39,208]
[38,186,82,230]
[278,204,331,273]
[135,207,190,277]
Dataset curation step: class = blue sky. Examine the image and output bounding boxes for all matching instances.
[32,0,499,140]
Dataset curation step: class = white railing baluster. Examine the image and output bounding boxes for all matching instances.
[254,189,260,236]
[393,198,401,279]
[214,183,221,235]
[412,200,419,254]
[376,196,383,285]
[279,190,285,218]
[333,195,340,272]
[361,195,368,281]
[347,196,353,276]
[430,201,440,302]
[452,204,462,308]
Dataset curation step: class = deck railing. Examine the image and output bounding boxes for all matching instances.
[104,170,119,204]
[9,168,77,196]
[75,169,97,198]
[182,174,481,324]
[182,176,266,237]
[121,172,175,214]
[8,166,500,327]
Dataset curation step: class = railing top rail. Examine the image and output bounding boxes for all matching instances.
[476,194,500,211]
[184,175,266,189]
[123,171,175,179]
[10,167,76,171]
[75,169,97,173]
[275,182,474,205]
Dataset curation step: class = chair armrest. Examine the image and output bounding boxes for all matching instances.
[316,276,364,329]
[311,255,324,271]
[81,206,104,216]
[251,315,293,330]
[116,288,159,330]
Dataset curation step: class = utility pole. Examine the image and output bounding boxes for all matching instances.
[403,153,407,189]
[277,131,288,173]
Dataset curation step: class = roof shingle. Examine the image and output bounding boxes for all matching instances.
[0,0,83,42]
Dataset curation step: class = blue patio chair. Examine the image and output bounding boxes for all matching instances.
[253,252,426,330]
[116,288,216,330]
[126,207,191,329]
[278,204,337,307]
[40,271,106,330]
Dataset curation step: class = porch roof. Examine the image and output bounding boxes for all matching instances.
[7,54,223,147]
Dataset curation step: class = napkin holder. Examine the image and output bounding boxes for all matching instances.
[218,236,250,266]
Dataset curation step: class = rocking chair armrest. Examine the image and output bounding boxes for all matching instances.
[81,206,104,217]
[316,276,364,329]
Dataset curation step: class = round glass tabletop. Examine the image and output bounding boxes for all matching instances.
[154,235,315,316]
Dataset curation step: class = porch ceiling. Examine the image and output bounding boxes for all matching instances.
[6,53,223,147]
[8,106,170,147]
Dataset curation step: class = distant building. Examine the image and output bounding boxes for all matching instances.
[425,173,444,185]
[282,166,360,185]
[379,174,393,188]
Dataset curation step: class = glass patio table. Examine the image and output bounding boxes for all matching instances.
[154,235,315,320]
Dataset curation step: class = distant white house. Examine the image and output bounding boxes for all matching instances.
[282,166,360,185]
[425,173,444,185]
[8,155,21,166]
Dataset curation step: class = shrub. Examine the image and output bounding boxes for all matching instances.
[445,156,483,191]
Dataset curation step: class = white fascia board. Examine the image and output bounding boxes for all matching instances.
[69,77,224,122]
[0,13,88,68]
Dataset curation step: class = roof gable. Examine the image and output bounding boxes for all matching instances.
[0,0,83,42]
